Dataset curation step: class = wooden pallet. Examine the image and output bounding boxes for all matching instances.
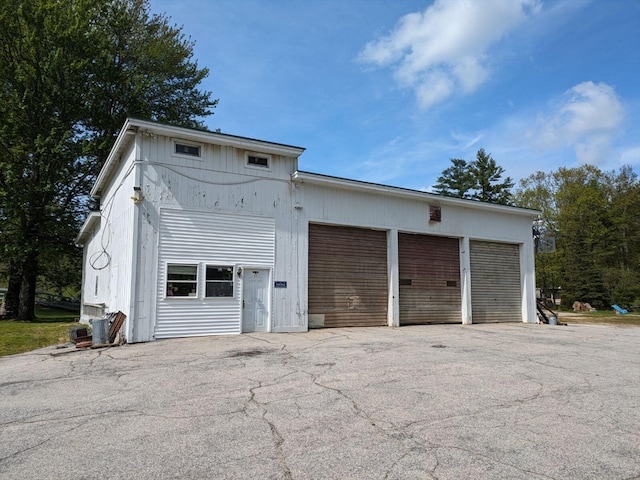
[75,311,126,348]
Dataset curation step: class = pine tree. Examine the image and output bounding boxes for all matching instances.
[432,158,474,198]
[432,149,514,205]
[468,149,514,205]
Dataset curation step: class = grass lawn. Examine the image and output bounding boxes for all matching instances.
[557,310,640,326]
[0,306,81,357]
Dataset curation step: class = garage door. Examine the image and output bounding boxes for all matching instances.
[470,241,521,323]
[308,223,388,328]
[399,233,461,324]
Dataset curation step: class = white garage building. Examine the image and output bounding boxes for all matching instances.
[76,118,539,343]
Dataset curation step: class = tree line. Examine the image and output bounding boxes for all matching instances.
[433,149,640,309]
[0,0,216,319]
[515,164,640,309]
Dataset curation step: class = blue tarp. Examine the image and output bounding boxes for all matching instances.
[612,304,628,315]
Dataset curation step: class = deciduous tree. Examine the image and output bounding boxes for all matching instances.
[515,165,640,308]
[0,0,217,319]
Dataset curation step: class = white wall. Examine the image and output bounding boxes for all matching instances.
[154,209,275,337]
[128,133,306,341]
[79,142,137,334]
[296,182,538,325]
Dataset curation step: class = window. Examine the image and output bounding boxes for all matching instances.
[206,266,234,297]
[248,155,268,167]
[246,152,271,169]
[167,264,198,297]
[173,141,201,158]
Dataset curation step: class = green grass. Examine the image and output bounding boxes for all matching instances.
[0,306,81,357]
[558,309,640,326]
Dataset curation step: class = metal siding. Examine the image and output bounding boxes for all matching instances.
[155,209,275,338]
[308,223,388,327]
[79,146,136,325]
[398,233,461,324]
[470,241,522,323]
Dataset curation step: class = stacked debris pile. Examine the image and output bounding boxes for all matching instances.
[73,311,126,349]
[572,301,596,312]
[537,300,561,325]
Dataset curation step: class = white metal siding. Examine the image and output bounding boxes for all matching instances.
[80,144,136,325]
[470,241,522,323]
[155,209,275,338]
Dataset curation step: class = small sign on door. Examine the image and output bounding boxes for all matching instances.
[274,281,287,288]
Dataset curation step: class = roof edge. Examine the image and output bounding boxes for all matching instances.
[291,171,540,217]
[75,211,101,245]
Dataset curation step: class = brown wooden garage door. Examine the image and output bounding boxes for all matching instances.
[399,233,461,324]
[470,241,522,323]
[308,223,388,328]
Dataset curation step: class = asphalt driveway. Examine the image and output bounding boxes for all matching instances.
[1,323,639,479]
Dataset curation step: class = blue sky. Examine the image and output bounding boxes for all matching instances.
[152,0,640,191]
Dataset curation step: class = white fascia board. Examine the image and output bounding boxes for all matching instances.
[130,118,306,157]
[291,171,540,218]
[90,118,138,198]
[91,118,306,198]
[75,211,101,245]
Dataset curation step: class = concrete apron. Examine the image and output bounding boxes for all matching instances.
[1,323,639,480]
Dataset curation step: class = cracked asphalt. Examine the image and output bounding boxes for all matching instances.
[1,323,639,480]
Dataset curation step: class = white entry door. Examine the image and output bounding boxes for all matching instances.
[242,269,270,332]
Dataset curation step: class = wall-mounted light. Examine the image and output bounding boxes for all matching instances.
[131,186,144,204]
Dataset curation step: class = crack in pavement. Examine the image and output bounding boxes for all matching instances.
[245,381,293,479]
[0,416,92,463]
[436,444,558,479]
[2,325,638,479]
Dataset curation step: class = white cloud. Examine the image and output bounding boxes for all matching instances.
[358,0,541,109]
[532,81,625,165]
[620,146,640,166]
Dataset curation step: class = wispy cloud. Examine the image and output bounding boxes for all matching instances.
[353,136,457,187]
[450,131,485,149]
[358,0,541,110]
[530,81,625,165]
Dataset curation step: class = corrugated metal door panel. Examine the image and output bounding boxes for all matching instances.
[470,241,521,323]
[159,212,275,265]
[155,210,275,338]
[308,223,388,328]
[398,233,461,324]
[154,302,240,337]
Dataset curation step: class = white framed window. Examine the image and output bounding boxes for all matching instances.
[172,139,202,159]
[245,152,271,170]
[166,264,198,297]
[205,265,234,297]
